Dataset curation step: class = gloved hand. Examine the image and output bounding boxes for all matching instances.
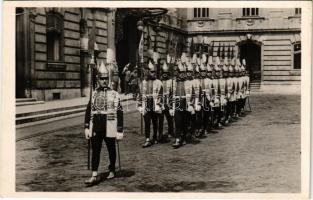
[116,132,124,140]
[195,104,201,111]
[138,107,146,115]
[169,109,174,116]
[209,101,214,107]
[85,128,92,139]
[155,104,162,114]
[187,106,195,114]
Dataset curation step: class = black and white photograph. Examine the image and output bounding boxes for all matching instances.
[0,1,312,199]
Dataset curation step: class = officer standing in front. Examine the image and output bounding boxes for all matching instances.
[84,60,124,186]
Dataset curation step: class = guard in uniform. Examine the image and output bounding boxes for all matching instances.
[195,55,203,134]
[238,62,246,116]
[158,56,175,142]
[234,58,241,118]
[212,57,222,128]
[228,57,237,120]
[203,56,214,133]
[185,56,198,142]
[225,57,233,123]
[171,58,188,148]
[84,60,124,185]
[243,59,251,111]
[197,54,208,136]
[220,58,228,125]
[138,58,163,148]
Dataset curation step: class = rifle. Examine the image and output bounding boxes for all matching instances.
[138,23,145,136]
[86,9,97,170]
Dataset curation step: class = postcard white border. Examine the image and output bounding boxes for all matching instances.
[1,1,311,199]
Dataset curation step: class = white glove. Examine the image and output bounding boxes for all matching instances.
[169,109,174,116]
[84,128,92,139]
[155,104,162,114]
[138,107,146,115]
[187,106,195,114]
[116,132,124,140]
[209,101,214,107]
[195,104,201,111]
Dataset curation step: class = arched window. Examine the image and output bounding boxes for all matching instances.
[293,43,301,69]
[46,12,64,62]
[193,8,209,18]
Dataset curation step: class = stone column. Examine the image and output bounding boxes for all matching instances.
[107,9,116,52]
[80,9,90,97]
[28,8,37,98]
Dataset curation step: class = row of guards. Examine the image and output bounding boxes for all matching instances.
[82,23,252,184]
[136,35,251,149]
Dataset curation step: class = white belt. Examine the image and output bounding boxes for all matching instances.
[92,110,115,115]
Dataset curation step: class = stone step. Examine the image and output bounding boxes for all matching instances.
[16,107,86,125]
[16,104,86,118]
[16,98,37,103]
[16,96,136,127]
[16,101,45,107]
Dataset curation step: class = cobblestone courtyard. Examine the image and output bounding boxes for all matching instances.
[16,93,301,192]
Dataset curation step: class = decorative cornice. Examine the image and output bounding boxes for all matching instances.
[187,28,301,36]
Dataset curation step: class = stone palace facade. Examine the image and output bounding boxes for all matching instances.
[16,8,301,101]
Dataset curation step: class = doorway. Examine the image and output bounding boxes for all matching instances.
[239,41,261,81]
[16,8,26,98]
[116,12,141,93]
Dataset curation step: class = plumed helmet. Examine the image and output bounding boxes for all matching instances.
[153,51,159,63]
[148,60,156,72]
[214,62,221,71]
[207,64,213,72]
[230,57,236,66]
[215,56,221,66]
[97,61,109,77]
[177,60,186,72]
[234,64,240,73]
[181,52,187,63]
[166,54,171,64]
[208,56,213,66]
[240,64,246,72]
[224,57,229,66]
[228,65,234,73]
[191,53,197,64]
[242,58,246,66]
[222,63,229,72]
[106,48,114,64]
[201,54,207,64]
[195,65,200,73]
[196,57,201,66]
[236,58,241,66]
[187,61,193,72]
[162,61,169,73]
[200,62,206,71]
[147,49,154,60]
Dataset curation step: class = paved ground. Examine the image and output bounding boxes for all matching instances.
[16,93,301,192]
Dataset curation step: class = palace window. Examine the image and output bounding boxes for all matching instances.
[193,8,209,18]
[293,43,301,69]
[46,12,64,62]
[242,8,259,17]
[295,8,301,16]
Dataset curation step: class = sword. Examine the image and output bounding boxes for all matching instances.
[247,96,252,111]
[116,140,121,172]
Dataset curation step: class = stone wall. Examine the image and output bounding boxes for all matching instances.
[184,8,301,86]
[32,8,109,101]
